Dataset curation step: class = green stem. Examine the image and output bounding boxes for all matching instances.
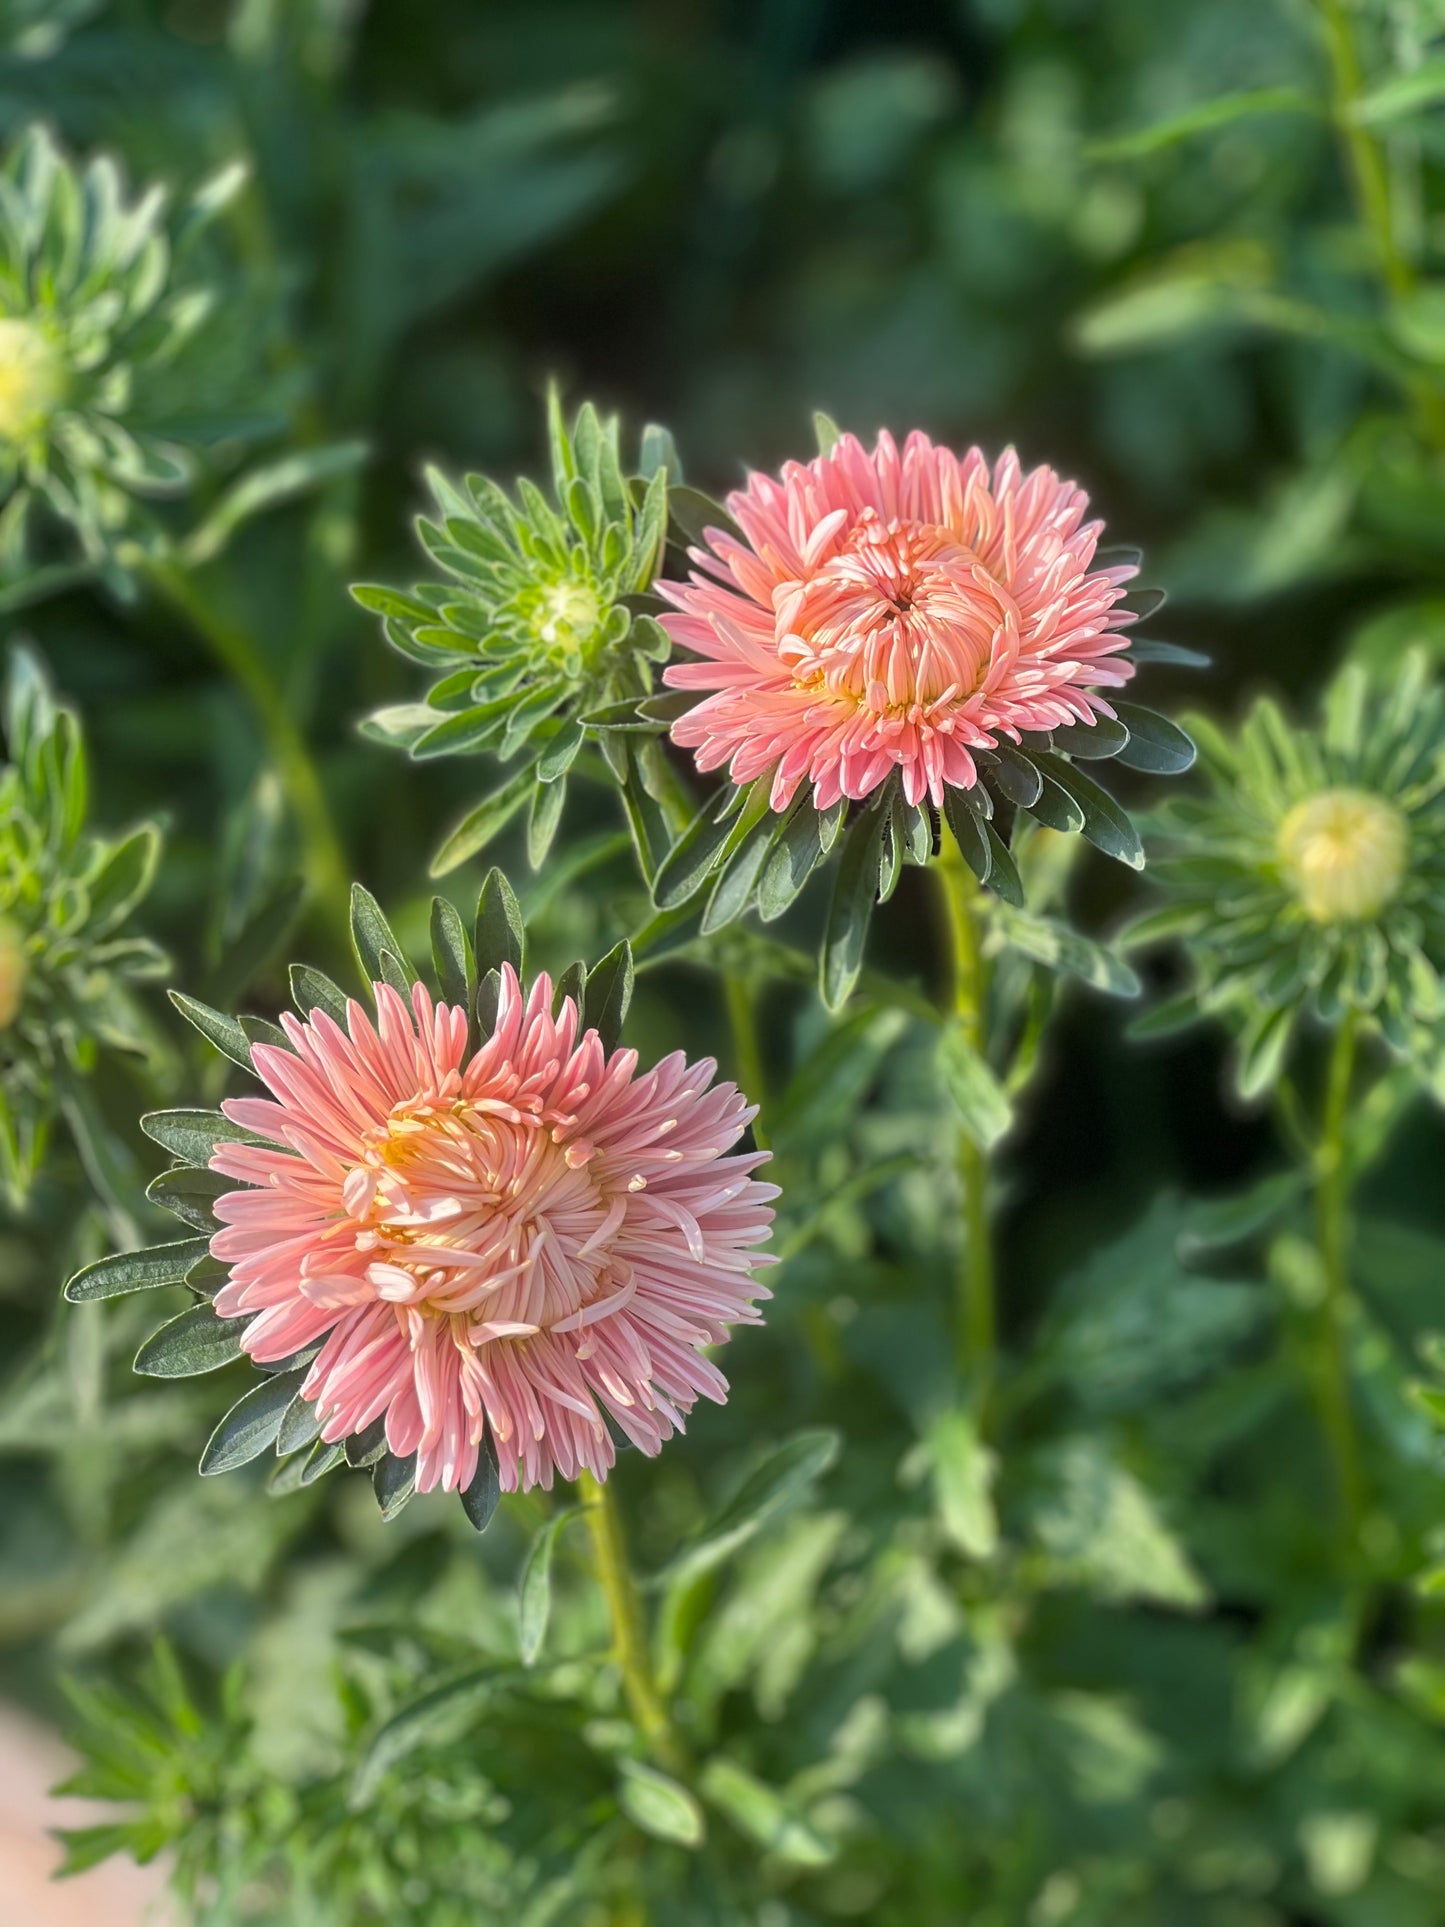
[1313,1011,1365,1535]
[578,1469,685,1776]
[936,834,995,1403]
[143,558,351,928]
[1317,0,1445,442]
[723,970,770,1151]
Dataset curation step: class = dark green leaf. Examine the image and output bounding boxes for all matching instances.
[429,896,473,1011]
[1112,703,1197,775]
[289,964,351,1028]
[200,1368,308,1475]
[65,1237,209,1303]
[145,1166,232,1232]
[820,796,889,1011]
[350,885,416,988]
[135,1305,248,1378]
[459,1435,502,1532]
[1038,757,1144,868]
[169,991,252,1071]
[474,867,524,979]
[583,941,634,1052]
[654,1430,840,1586]
[140,1109,260,1167]
[373,1451,417,1522]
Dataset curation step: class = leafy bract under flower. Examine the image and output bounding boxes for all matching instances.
[1133,653,1445,1097]
[355,394,672,876]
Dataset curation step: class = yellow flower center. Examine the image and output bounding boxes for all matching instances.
[0,919,27,1029]
[536,580,600,661]
[0,319,62,443]
[1277,788,1407,924]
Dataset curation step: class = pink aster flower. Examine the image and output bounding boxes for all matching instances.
[658,430,1139,812]
[206,969,775,1496]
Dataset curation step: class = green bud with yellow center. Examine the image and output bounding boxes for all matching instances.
[0,317,62,444]
[1277,787,1408,924]
[0,917,27,1028]
[536,579,601,665]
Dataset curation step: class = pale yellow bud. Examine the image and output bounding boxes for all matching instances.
[0,318,62,443]
[537,580,600,659]
[0,919,27,1029]
[1277,787,1407,924]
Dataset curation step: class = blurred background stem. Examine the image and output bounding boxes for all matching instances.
[141,558,351,928]
[1312,1010,1365,1536]
[937,834,996,1406]
[723,970,770,1151]
[578,1470,685,1777]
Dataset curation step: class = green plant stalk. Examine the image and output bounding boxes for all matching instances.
[936,833,995,1400]
[578,1469,685,1776]
[723,968,770,1151]
[1312,1009,1365,1534]
[1316,0,1445,443]
[142,558,351,928]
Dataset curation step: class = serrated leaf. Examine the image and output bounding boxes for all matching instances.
[135,1305,248,1378]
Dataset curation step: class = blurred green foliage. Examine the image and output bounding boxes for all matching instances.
[3,1,1445,1923]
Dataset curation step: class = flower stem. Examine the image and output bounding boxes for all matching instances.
[1312,1010,1365,1536]
[936,834,995,1404]
[142,557,351,929]
[578,1469,685,1775]
[723,970,770,1151]
[1316,0,1445,443]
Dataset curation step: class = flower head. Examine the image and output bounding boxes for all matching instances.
[73,875,775,1519]
[210,970,773,1495]
[356,393,672,876]
[658,430,1140,813]
[0,124,268,577]
[1134,653,1445,1096]
[1,645,165,1201]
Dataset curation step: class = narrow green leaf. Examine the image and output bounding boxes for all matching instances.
[430,897,473,1012]
[1051,715,1130,759]
[820,795,889,1011]
[812,410,842,455]
[145,1165,232,1232]
[1112,703,1196,776]
[430,767,534,877]
[350,885,415,988]
[135,1305,248,1378]
[527,770,566,869]
[583,941,634,1053]
[169,991,252,1070]
[200,1368,307,1475]
[1038,757,1144,869]
[654,1430,840,1587]
[474,868,524,980]
[990,904,1141,998]
[1087,86,1315,161]
[65,1237,209,1303]
[351,1667,497,1810]
[982,824,1025,906]
[373,1451,417,1521]
[290,964,351,1028]
[460,1435,503,1532]
[618,1760,706,1848]
[140,1109,260,1167]
[519,1507,580,1665]
[937,1021,1013,1151]
[698,1760,835,1868]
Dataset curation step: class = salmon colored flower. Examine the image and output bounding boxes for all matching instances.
[658,430,1138,812]
[207,969,775,1496]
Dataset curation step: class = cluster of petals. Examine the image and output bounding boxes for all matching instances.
[207,970,775,1496]
[657,429,1138,811]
